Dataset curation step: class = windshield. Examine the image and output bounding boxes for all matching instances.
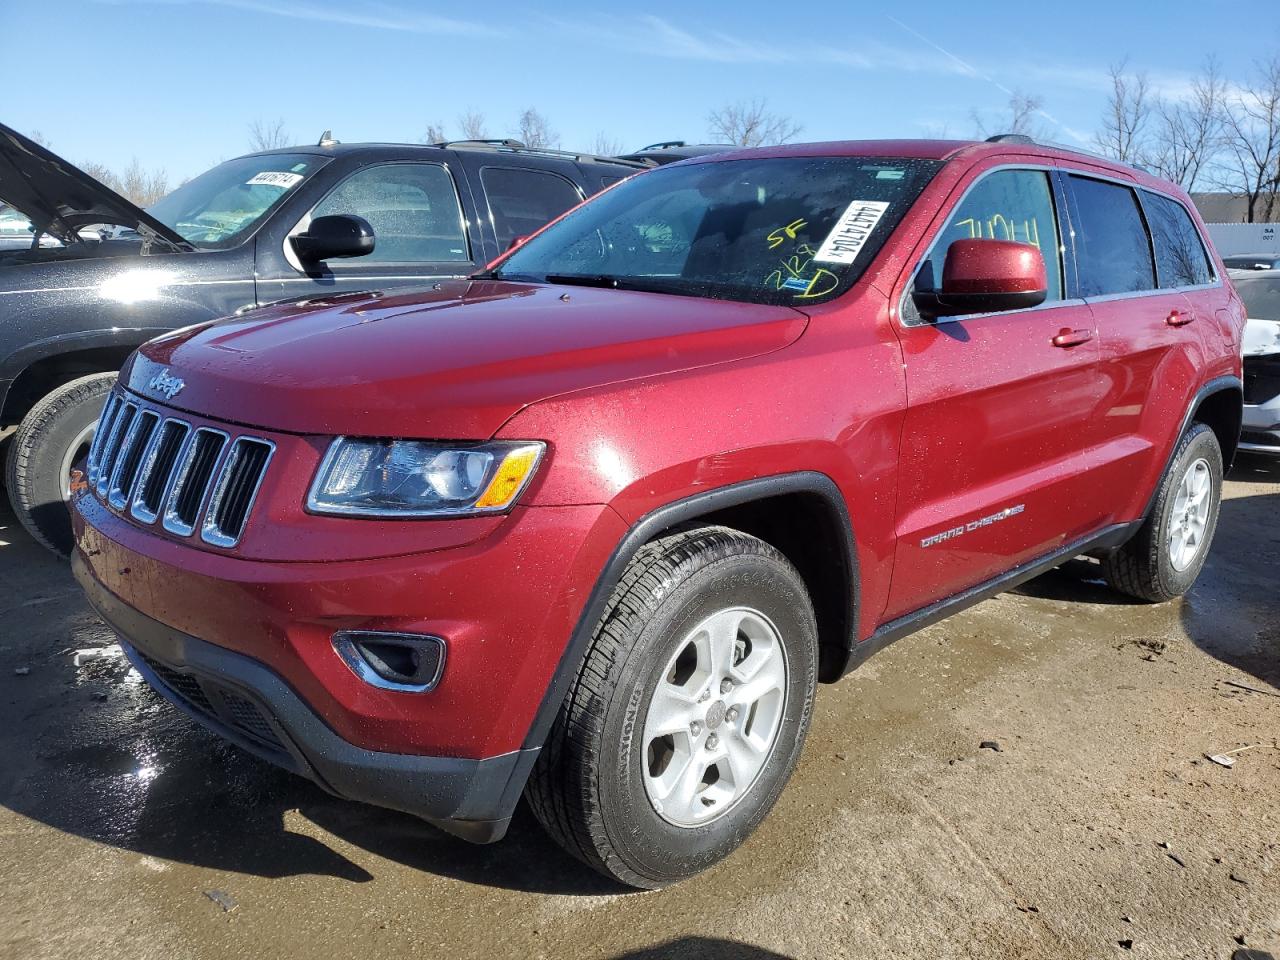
[488,155,942,306]
[148,153,325,250]
[1225,256,1278,270]
[1238,276,1280,321]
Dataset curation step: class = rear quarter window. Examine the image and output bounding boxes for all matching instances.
[1237,276,1280,321]
[1142,190,1214,288]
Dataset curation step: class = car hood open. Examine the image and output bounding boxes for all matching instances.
[0,121,190,249]
[125,280,810,438]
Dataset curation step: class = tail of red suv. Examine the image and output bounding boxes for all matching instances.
[71,136,1242,888]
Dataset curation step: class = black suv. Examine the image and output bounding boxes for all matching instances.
[0,125,644,553]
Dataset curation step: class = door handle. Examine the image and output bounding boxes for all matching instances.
[1051,328,1094,348]
[1166,309,1195,327]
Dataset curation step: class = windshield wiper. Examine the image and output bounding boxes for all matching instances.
[544,273,622,289]
[544,274,694,296]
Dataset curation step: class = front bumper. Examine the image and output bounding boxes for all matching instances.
[1242,353,1280,454]
[74,552,536,842]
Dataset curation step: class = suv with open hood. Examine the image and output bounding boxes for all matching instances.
[71,137,1243,888]
[0,123,642,553]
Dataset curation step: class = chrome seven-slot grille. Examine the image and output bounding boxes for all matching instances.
[85,390,275,548]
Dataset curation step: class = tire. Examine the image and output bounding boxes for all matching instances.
[527,525,819,889]
[5,372,117,557]
[1103,422,1223,602]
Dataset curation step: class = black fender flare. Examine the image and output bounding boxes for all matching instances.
[0,327,168,417]
[519,470,859,754]
[1139,374,1243,522]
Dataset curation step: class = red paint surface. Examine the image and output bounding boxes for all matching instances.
[77,138,1245,760]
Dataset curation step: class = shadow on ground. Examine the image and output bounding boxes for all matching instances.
[607,939,792,959]
[1016,453,1280,692]
[0,501,621,895]
[2,455,1278,896]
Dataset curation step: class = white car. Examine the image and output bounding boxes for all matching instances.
[0,202,114,250]
[1236,270,1280,453]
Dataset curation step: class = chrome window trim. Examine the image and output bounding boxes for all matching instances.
[477,162,587,252]
[161,427,230,538]
[1135,185,1220,287]
[200,437,277,548]
[129,418,192,525]
[897,161,1224,328]
[283,159,473,272]
[898,163,1069,328]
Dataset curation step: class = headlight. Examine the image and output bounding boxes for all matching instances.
[307,438,545,517]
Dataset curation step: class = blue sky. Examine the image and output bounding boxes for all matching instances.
[5,0,1278,181]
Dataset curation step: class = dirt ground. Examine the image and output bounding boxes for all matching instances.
[2,459,1279,960]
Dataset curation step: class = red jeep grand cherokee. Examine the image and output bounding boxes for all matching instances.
[71,137,1244,888]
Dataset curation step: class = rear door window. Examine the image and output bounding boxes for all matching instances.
[1066,175,1155,297]
[1142,190,1214,288]
[912,168,1063,310]
[480,167,584,249]
[311,162,470,263]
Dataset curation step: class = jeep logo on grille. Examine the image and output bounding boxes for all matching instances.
[147,369,185,400]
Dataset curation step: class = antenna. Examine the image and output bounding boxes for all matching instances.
[317,130,340,147]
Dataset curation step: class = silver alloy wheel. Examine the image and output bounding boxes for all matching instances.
[60,421,97,501]
[1168,457,1212,572]
[641,606,788,828]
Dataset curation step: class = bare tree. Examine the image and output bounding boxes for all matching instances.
[79,161,116,187]
[78,158,169,205]
[708,99,801,147]
[516,108,557,149]
[1218,55,1280,222]
[423,122,447,144]
[26,129,52,148]
[458,109,488,141]
[971,90,1048,140]
[591,132,624,156]
[1096,61,1152,163]
[118,159,170,206]
[1147,60,1227,191]
[248,117,290,152]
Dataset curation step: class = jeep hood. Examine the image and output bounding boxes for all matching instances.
[0,121,190,249]
[127,280,809,437]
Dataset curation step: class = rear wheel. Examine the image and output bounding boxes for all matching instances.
[4,373,116,556]
[526,526,818,889]
[1103,422,1223,602]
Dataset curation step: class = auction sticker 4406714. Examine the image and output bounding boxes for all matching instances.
[814,200,889,265]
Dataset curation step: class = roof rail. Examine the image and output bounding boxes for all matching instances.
[441,138,527,149]
[426,138,647,169]
[982,132,1148,173]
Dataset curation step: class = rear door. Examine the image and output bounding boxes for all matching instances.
[255,159,481,302]
[460,159,586,261]
[1062,173,1210,521]
[886,164,1108,619]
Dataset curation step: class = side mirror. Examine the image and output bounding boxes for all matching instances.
[507,234,529,251]
[913,238,1047,319]
[291,214,376,263]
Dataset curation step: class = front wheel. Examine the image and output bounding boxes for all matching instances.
[526,526,818,889]
[1103,422,1223,602]
[5,373,117,556]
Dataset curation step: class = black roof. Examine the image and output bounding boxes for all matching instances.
[246,137,648,172]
